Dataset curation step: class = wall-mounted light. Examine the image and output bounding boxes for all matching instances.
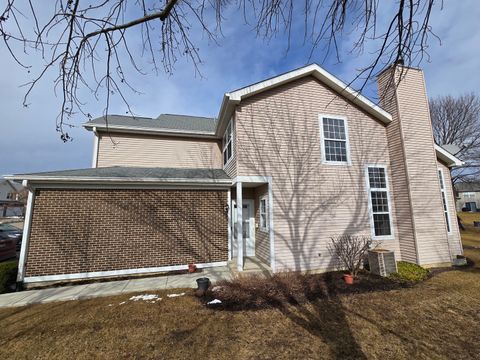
[224,204,230,214]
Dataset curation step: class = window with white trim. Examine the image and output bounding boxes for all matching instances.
[366,166,393,239]
[438,169,451,233]
[320,116,350,164]
[223,119,234,166]
[259,196,268,231]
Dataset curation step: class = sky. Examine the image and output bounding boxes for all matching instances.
[1,1,479,175]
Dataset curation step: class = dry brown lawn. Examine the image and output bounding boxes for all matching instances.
[0,229,479,359]
[458,211,480,247]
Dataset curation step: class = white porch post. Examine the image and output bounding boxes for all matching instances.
[268,178,275,272]
[236,181,243,271]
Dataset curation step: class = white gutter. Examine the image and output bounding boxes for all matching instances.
[83,123,218,139]
[3,175,232,186]
[435,144,464,167]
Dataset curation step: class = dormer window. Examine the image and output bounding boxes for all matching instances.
[319,115,350,165]
[223,119,234,166]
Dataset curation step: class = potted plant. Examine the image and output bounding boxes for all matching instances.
[188,262,197,273]
[328,235,373,284]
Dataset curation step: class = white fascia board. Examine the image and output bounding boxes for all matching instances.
[435,145,464,167]
[217,64,392,129]
[83,123,218,139]
[4,175,232,186]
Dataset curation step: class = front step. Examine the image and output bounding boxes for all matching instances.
[228,257,272,277]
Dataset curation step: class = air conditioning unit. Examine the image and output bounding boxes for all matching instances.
[368,249,397,277]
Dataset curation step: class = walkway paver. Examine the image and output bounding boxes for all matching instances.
[0,266,231,308]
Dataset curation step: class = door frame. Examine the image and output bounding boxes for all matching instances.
[231,198,256,259]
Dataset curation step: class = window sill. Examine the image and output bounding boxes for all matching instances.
[372,235,394,241]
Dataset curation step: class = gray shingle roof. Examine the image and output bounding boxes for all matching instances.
[84,114,217,134]
[7,167,231,182]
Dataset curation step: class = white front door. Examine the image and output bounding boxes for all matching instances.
[232,199,255,258]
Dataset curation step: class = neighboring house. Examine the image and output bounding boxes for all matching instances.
[0,179,23,202]
[6,63,464,286]
[455,182,480,212]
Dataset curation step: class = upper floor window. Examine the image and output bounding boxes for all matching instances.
[366,165,393,240]
[438,169,452,234]
[319,115,350,165]
[223,119,234,166]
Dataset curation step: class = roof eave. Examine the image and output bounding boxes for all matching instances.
[3,175,232,186]
[216,64,392,131]
[435,144,464,167]
[83,123,218,139]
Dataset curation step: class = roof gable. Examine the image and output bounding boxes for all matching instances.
[216,64,392,136]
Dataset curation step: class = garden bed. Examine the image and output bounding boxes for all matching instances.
[205,270,413,311]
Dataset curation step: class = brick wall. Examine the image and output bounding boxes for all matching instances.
[26,188,228,277]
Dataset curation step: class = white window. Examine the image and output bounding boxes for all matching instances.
[223,119,234,166]
[259,196,268,231]
[464,192,475,198]
[319,115,350,165]
[438,169,452,234]
[366,165,393,239]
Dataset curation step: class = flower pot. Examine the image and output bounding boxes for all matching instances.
[196,277,210,293]
[343,274,354,285]
[188,263,197,273]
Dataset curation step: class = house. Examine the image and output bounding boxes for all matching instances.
[6,63,464,287]
[0,179,23,202]
[455,182,480,212]
[0,179,26,217]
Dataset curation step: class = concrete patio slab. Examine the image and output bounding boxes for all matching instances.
[11,284,89,307]
[122,277,168,293]
[0,266,231,308]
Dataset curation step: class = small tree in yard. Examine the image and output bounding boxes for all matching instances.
[329,235,374,277]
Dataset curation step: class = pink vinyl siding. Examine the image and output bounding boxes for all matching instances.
[438,161,463,256]
[378,67,451,266]
[235,76,401,272]
[97,132,222,169]
[377,73,418,263]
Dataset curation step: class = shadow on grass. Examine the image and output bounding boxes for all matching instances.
[205,272,413,359]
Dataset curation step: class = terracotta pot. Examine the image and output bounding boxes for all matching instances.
[188,263,197,273]
[343,274,354,285]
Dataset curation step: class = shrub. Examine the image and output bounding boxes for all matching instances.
[0,261,18,293]
[328,235,373,276]
[207,273,329,310]
[389,261,429,282]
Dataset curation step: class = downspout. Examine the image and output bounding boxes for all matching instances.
[17,180,35,288]
[91,126,99,168]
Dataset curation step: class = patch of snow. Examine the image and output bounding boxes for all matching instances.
[167,292,185,298]
[108,304,113,307]
[211,286,223,292]
[119,301,126,305]
[207,299,222,305]
[129,294,160,302]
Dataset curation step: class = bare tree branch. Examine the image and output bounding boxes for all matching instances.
[0,0,439,139]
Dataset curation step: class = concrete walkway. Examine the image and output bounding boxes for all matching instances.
[0,267,231,308]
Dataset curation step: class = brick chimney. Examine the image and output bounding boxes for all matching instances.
[377,66,451,266]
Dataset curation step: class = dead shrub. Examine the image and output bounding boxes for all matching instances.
[207,272,329,310]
